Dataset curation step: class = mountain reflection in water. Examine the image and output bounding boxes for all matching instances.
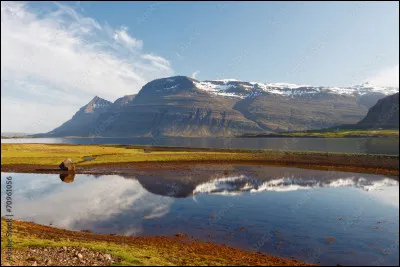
[119,166,399,199]
[49,166,399,199]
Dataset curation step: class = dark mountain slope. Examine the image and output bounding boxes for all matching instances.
[45,96,112,137]
[356,92,399,129]
[233,92,371,132]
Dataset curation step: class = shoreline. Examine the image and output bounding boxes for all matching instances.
[1,218,313,266]
[1,143,399,176]
[1,160,399,177]
[2,128,399,139]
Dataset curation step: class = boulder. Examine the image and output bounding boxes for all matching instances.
[59,158,76,172]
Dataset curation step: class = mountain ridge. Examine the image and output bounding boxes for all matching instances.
[38,76,399,137]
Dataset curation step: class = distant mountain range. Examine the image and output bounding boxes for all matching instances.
[37,76,399,137]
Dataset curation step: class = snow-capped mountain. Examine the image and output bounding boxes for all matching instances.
[193,79,398,99]
[41,76,399,137]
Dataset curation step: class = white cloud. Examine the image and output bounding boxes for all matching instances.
[367,65,399,87]
[191,70,200,79]
[141,54,171,71]
[1,173,173,235]
[114,26,143,50]
[1,2,174,133]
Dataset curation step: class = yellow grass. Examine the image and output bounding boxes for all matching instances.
[1,143,264,166]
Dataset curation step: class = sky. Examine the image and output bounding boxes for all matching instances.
[1,1,399,133]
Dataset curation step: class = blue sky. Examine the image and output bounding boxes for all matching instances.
[1,1,399,132]
[69,1,398,86]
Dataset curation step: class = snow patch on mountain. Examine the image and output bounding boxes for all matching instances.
[164,84,179,91]
[193,81,248,98]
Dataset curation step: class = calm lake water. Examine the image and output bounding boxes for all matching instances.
[1,166,399,266]
[2,137,399,155]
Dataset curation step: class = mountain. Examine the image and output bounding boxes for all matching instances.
[45,96,112,137]
[93,76,262,137]
[195,80,396,132]
[41,76,398,137]
[355,92,399,129]
[110,94,136,110]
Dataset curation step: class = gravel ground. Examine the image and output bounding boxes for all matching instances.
[1,246,121,266]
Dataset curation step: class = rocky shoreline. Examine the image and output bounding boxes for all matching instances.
[1,219,313,266]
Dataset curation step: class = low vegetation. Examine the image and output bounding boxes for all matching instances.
[1,219,312,266]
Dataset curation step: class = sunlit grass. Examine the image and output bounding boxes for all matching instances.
[0,143,278,165]
[1,144,142,165]
[1,143,398,167]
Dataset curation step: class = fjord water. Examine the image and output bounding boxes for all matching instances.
[1,166,399,266]
[1,136,399,155]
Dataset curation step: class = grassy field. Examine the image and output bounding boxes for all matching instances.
[1,219,312,266]
[1,143,271,166]
[0,143,397,166]
[1,143,398,176]
[241,129,399,138]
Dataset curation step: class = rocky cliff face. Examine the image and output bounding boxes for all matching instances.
[42,76,399,137]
